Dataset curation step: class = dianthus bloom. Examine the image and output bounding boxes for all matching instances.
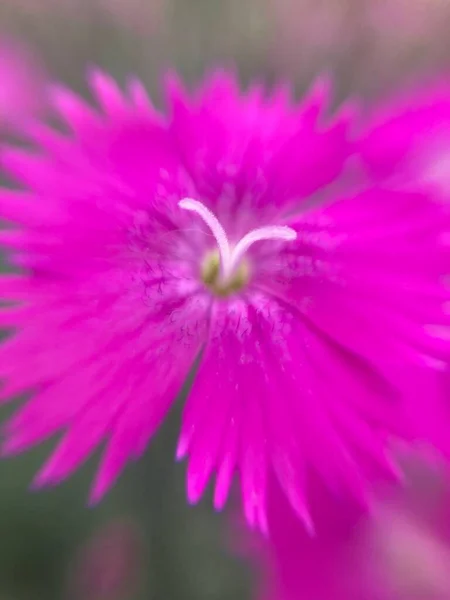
[0,71,448,530]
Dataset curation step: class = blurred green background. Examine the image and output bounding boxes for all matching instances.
[0,0,449,598]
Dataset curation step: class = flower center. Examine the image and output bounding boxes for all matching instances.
[200,249,250,297]
[179,198,297,297]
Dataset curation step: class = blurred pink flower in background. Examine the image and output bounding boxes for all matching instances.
[241,477,363,600]
[360,82,450,192]
[67,518,144,600]
[240,450,450,600]
[353,448,450,600]
[360,501,450,599]
[0,38,46,129]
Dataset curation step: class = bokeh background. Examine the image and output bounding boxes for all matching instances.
[0,1,449,598]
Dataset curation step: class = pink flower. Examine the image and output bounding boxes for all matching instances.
[0,70,448,530]
[234,475,364,600]
[352,448,450,600]
[241,452,450,600]
[359,83,450,192]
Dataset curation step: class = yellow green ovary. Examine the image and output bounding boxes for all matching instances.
[201,250,249,297]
